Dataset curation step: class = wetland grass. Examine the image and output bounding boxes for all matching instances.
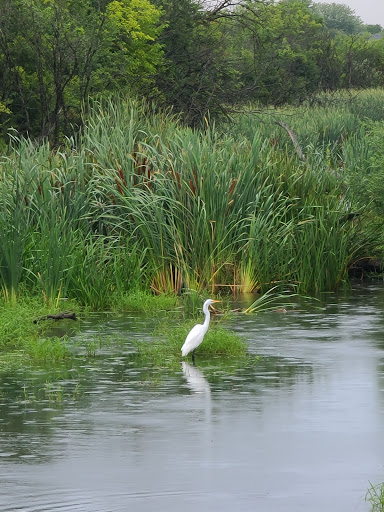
[0,92,383,321]
[133,323,248,368]
[367,482,384,512]
[0,297,78,362]
[110,290,180,313]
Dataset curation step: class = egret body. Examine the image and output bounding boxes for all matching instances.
[181,298,219,363]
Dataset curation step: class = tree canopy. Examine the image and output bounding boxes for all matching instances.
[1,0,384,140]
[312,2,363,34]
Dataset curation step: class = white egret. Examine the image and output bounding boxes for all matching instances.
[181,298,220,363]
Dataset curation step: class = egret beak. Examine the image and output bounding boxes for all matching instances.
[212,300,220,303]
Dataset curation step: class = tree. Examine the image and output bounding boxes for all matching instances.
[228,0,327,105]
[312,2,363,34]
[0,0,164,142]
[151,0,238,125]
[364,24,383,35]
[335,34,384,89]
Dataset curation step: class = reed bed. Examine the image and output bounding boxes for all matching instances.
[0,92,382,307]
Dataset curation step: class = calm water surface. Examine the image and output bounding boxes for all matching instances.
[1,283,384,511]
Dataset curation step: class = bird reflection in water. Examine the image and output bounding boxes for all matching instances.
[182,361,211,395]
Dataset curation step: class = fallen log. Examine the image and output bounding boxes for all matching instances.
[33,311,77,324]
[275,121,306,162]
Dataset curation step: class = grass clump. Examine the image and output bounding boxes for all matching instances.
[110,290,180,313]
[367,482,384,512]
[0,297,49,350]
[21,337,71,363]
[0,297,77,362]
[134,322,248,367]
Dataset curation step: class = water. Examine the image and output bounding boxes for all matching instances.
[1,283,384,511]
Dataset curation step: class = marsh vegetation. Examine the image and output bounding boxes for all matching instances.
[1,91,384,307]
[1,90,384,362]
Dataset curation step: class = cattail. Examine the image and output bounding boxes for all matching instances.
[189,179,196,196]
[228,178,237,195]
[117,165,126,187]
[115,177,124,195]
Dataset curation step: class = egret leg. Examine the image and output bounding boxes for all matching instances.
[192,350,196,366]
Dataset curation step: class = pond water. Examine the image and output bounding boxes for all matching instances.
[1,283,384,511]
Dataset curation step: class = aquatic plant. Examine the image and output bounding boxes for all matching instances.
[22,337,71,363]
[0,297,78,361]
[0,91,382,309]
[244,286,295,314]
[366,482,384,512]
[110,290,180,313]
[133,323,248,368]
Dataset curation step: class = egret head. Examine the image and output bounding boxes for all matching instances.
[204,298,220,308]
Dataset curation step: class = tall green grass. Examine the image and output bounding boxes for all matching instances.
[367,482,384,512]
[0,92,382,307]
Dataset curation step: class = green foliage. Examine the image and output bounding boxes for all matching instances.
[230,0,326,105]
[334,34,384,89]
[0,297,74,363]
[111,291,179,313]
[364,25,383,35]
[0,93,383,307]
[22,337,71,363]
[0,0,164,142]
[344,119,384,218]
[0,157,32,302]
[244,286,297,314]
[68,234,147,310]
[152,0,236,124]
[134,323,248,367]
[1,0,384,136]
[103,0,164,85]
[312,2,363,34]
[366,482,384,512]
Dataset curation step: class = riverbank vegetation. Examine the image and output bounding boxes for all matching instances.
[1,1,384,362]
[1,91,383,313]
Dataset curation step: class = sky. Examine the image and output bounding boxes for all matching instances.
[316,0,384,27]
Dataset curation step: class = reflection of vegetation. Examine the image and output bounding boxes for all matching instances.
[367,482,384,511]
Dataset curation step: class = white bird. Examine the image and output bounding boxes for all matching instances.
[181,298,220,363]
